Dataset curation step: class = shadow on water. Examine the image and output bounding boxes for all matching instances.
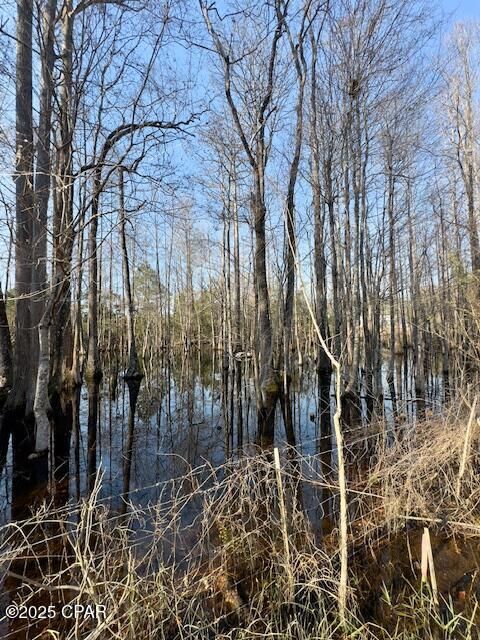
[87,380,99,495]
[120,378,141,515]
[51,394,73,507]
[0,416,9,486]
[317,377,333,536]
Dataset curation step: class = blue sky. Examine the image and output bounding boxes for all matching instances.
[441,0,479,19]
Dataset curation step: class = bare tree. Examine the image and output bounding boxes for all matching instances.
[9,0,36,420]
[201,0,288,442]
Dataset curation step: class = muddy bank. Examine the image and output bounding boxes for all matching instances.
[352,526,480,636]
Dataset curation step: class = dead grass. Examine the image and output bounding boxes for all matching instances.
[1,400,480,639]
[363,399,480,538]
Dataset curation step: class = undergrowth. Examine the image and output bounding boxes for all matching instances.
[1,399,480,639]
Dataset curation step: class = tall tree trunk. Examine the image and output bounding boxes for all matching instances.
[31,0,58,458]
[460,49,480,282]
[32,0,57,400]
[344,95,363,424]
[253,168,278,444]
[386,140,398,417]
[280,13,307,446]
[0,285,12,401]
[407,189,425,415]
[9,0,36,420]
[86,169,102,382]
[309,27,332,442]
[232,172,243,448]
[221,207,231,456]
[201,0,286,445]
[119,168,142,380]
[51,3,75,394]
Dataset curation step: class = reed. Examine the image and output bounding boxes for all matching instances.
[1,403,480,639]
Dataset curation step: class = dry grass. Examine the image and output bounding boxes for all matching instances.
[363,399,480,538]
[1,401,480,638]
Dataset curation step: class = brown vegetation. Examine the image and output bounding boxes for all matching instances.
[2,401,480,639]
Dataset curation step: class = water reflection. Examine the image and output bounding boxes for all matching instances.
[0,353,451,639]
[0,417,8,486]
[0,355,448,526]
[87,381,99,495]
[51,395,73,508]
[121,378,141,514]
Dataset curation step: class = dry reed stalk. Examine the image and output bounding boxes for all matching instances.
[421,527,438,606]
[456,396,478,498]
[421,528,428,582]
[362,403,480,537]
[273,447,293,600]
[3,407,480,638]
[294,263,348,625]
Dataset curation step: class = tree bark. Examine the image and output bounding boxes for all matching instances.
[9,0,36,418]
[33,321,51,455]
[32,0,57,403]
[51,2,75,394]
[232,173,243,449]
[200,0,286,444]
[119,168,142,379]
[0,285,12,400]
[86,168,102,383]
[29,0,58,457]
[386,138,398,416]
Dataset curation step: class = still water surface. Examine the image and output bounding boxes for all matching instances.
[0,355,446,525]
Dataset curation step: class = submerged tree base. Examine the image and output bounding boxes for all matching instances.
[123,367,144,381]
[84,367,103,385]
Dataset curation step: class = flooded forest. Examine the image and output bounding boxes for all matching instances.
[1,0,480,638]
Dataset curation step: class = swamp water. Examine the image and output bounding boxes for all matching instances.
[0,354,446,522]
[0,355,460,639]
